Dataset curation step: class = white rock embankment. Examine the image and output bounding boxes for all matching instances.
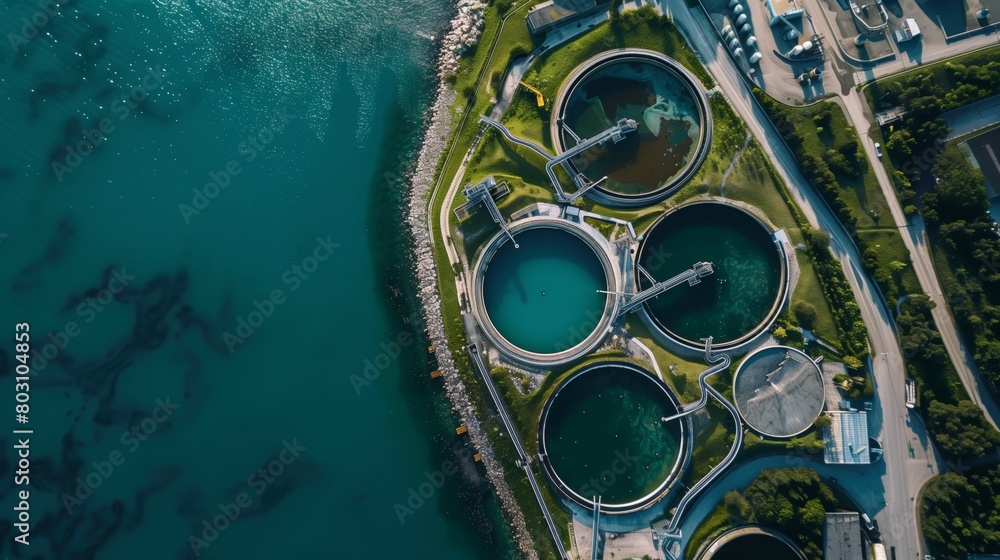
[405,2,539,558]
[437,0,486,79]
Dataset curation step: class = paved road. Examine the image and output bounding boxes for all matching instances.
[839,92,1000,433]
[804,0,1000,438]
[661,3,945,558]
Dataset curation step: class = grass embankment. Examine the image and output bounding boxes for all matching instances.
[427,2,564,556]
[753,93,920,310]
[522,7,714,101]
[625,318,711,403]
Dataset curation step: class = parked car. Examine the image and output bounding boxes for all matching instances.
[874,142,883,159]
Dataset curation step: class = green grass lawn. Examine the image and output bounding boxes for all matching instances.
[783,102,891,230]
[684,503,732,559]
[625,317,711,403]
[857,228,921,295]
[687,401,735,480]
[521,16,713,106]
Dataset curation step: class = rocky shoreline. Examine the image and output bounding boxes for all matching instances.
[405,1,539,558]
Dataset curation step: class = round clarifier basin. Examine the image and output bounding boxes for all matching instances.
[637,202,786,351]
[554,50,710,206]
[474,218,618,367]
[539,362,685,513]
[733,346,825,438]
[702,531,804,560]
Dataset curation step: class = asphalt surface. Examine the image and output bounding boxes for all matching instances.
[838,72,1000,434]
[661,3,945,558]
[943,92,1000,140]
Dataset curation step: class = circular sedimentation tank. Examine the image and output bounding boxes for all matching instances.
[701,529,805,560]
[471,217,620,367]
[733,346,825,438]
[637,201,788,351]
[538,361,687,514]
[552,49,711,208]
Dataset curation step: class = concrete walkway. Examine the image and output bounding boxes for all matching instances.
[489,9,611,122]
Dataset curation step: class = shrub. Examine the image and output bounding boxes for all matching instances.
[793,301,817,330]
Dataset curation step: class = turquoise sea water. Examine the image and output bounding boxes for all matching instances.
[0,1,515,558]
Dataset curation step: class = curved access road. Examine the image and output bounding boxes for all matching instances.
[797,0,1000,431]
[839,92,1000,432]
[660,3,947,558]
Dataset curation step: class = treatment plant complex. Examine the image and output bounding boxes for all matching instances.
[444,45,819,559]
[417,1,1000,559]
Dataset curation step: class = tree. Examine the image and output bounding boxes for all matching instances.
[838,140,860,164]
[813,415,833,429]
[843,355,863,369]
[493,0,514,15]
[742,468,837,559]
[932,145,989,222]
[770,326,791,344]
[806,229,830,254]
[886,129,915,162]
[927,400,1000,460]
[921,466,1000,560]
[610,0,623,22]
[825,149,855,178]
[974,340,1000,385]
[793,300,817,330]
